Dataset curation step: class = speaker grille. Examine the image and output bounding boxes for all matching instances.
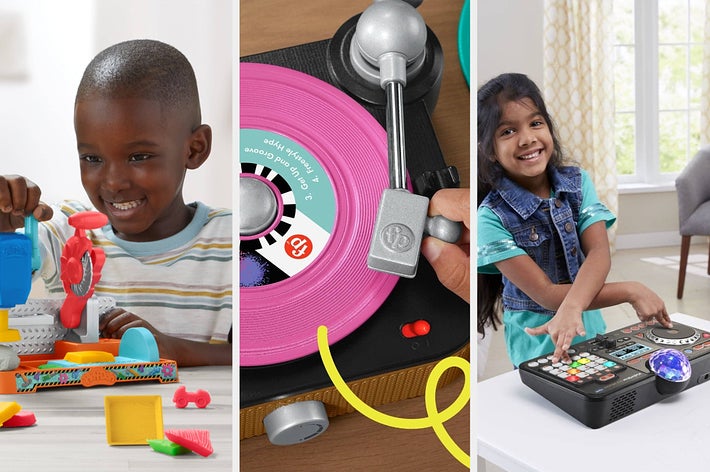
[609,390,638,422]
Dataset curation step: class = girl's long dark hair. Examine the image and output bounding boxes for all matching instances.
[476,73,566,336]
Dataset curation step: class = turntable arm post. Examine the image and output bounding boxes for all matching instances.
[361,0,462,278]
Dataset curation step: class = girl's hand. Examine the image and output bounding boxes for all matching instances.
[524,309,586,363]
[626,281,672,328]
[0,175,53,231]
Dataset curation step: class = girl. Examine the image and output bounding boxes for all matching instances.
[477,73,671,367]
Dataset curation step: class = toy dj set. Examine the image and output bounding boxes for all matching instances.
[0,212,178,394]
[519,319,710,428]
[239,0,470,444]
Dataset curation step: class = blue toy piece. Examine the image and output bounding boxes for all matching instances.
[0,231,32,342]
[118,327,160,362]
[0,233,32,309]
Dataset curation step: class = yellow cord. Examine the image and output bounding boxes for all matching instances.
[317,325,470,469]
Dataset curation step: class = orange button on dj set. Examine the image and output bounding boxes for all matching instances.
[401,320,430,338]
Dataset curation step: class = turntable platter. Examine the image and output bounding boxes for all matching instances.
[646,325,701,345]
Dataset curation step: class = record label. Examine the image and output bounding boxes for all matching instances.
[241,128,335,286]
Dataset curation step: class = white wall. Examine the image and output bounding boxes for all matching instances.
[0,0,232,209]
[476,0,545,89]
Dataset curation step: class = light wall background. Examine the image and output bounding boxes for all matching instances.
[0,0,232,209]
[477,0,680,249]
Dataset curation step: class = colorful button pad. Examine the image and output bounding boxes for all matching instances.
[525,351,626,386]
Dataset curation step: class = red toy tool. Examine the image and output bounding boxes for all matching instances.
[165,429,214,457]
[59,211,108,329]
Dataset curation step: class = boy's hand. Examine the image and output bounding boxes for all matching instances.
[98,308,231,366]
[99,308,159,339]
[525,309,586,363]
[0,175,53,231]
[99,307,173,358]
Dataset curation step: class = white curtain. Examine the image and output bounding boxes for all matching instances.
[543,0,618,246]
[701,0,710,145]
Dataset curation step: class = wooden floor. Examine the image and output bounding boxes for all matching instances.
[239,375,470,471]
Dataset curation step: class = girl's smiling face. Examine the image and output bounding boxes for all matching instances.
[74,96,206,242]
[493,97,553,195]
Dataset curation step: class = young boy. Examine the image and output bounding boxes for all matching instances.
[0,39,232,366]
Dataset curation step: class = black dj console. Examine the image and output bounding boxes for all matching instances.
[519,319,710,428]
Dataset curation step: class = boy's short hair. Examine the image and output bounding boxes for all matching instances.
[76,39,201,128]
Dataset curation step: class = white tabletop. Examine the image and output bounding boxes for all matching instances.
[478,313,710,472]
[0,366,232,471]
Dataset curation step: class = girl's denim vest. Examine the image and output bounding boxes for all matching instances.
[480,166,584,316]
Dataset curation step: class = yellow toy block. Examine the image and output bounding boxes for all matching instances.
[64,351,115,364]
[104,395,163,445]
[0,309,20,343]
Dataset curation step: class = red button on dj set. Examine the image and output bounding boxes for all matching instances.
[401,320,430,338]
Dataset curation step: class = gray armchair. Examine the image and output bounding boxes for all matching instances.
[675,146,710,298]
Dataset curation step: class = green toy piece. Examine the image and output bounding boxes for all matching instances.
[147,438,191,456]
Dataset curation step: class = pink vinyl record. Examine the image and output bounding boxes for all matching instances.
[239,62,399,366]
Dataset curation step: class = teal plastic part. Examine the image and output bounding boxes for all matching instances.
[119,327,160,362]
[457,0,470,86]
[23,215,41,272]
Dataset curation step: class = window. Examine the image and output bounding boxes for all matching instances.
[613,0,706,186]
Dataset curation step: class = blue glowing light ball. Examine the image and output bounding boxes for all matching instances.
[649,349,691,383]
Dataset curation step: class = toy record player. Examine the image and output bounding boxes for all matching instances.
[519,318,710,428]
[239,0,470,444]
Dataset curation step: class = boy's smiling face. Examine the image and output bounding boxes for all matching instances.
[74,96,209,242]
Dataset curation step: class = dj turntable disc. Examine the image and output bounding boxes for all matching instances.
[646,324,701,345]
[240,62,399,367]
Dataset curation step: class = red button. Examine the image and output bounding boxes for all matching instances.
[401,320,430,338]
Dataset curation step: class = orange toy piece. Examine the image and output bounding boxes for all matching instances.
[59,211,108,329]
[0,335,179,394]
[80,367,118,387]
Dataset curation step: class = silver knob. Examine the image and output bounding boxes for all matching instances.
[240,176,278,236]
[263,401,329,445]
